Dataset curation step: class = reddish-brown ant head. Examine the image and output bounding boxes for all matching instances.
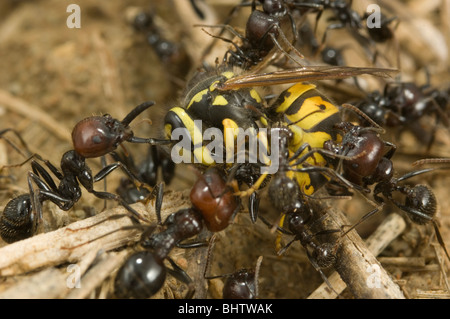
[72,114,133,158]
[190,167,238,232]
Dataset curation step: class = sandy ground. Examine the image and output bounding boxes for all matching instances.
[0,0,449,299]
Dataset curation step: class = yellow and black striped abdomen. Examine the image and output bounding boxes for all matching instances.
[272,83,342,195]
[273,82,341,152]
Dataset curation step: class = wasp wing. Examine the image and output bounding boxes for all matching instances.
[218,66,398,90]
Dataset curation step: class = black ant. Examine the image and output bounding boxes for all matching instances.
[131,9,190,77]
[354,78,449,150]
[301,1,399,67]
[323,121,450,261]
[0,101,169,243]
[198,0,306,69]
[297,0,362,46]
[112,167,241,298]
[203,234,263,299]
[294,20,348,67]
[114,207,204,299]
[227,124,358,291]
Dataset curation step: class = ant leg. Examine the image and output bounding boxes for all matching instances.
[26,172,44,235]
[176,240,209,249]
[233,172,269,197]
[127,136,171,145]
[432,220,450,262]
[396,167,437,182]
[27,171,74,212]
[202,233,231,280]
[248,192,260,223]
[291,165,358,191]
[93,161,151,194]
[267,25,304,61]
[319,22,345,51]
[149,182,164,225]
[289,145,362,167]
[26,171,72,235]
[30,161,60,193]
[0,128,33,158]
[63,223,153,249]
[197,23,248,44]
[340,205,384,238]
[199,26,251,64]
[89,189,149,223]
[29,155,65,181]
[166,257,195,299]
[101,155,108,210]
[199,0,253,60]
[91,163,151,222]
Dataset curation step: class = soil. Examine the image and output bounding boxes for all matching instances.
[0,0,449,299]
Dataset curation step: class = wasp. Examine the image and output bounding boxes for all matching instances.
[163,63,395,217]
[164,63,395,164]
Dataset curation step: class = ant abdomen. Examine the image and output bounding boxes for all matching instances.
[222,269,257,299]
[312,243,337,269]
[0,194,34,243]
[114,251,166,299]
[404,184,437,225]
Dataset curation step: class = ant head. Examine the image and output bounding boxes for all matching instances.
[339,127,387,185]
[133,11,153,32]
[72,114,133,158]
[190,168,237,232]
[246,10,278,48]
[261,0,285,16]
[385,82,423,108]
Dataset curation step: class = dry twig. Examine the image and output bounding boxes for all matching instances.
[0,190,191,298]
[0,89,71,143]
[308,206,407,299]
